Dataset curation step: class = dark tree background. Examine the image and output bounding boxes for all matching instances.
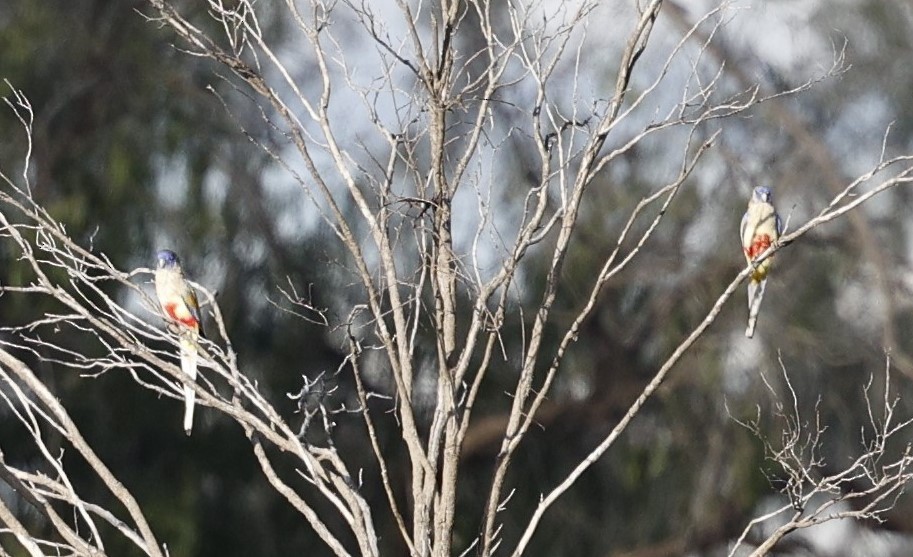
[2,1,913,556]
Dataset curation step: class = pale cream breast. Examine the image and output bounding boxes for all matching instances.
[155,269,193,320]
[741,203,778,249]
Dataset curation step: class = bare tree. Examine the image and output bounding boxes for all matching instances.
[729,356,913,556]
[2,1,913,556]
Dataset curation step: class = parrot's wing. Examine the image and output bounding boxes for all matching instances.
[740,211,749,248]
[182,287,205,338]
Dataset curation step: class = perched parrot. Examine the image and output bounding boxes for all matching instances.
[155,249,204,435]
[740,186,782,338]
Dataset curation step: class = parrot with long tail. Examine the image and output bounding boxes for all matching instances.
[740,186,782,338]
[155,249,204,435]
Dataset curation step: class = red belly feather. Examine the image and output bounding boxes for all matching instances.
[164,302,198,330]
[744,234,772,260]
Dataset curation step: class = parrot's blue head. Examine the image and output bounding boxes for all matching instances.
[752,186,772,203]
[156,249,181,269]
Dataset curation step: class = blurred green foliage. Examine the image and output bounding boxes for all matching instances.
[2,1,913,556]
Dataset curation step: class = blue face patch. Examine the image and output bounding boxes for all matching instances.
[157,249,180,266]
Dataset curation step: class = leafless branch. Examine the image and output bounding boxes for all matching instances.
[2,1,912,556]
[728,355,913,556]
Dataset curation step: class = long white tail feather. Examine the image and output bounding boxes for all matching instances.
[745,279,767,338]
[179,337,197,436]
